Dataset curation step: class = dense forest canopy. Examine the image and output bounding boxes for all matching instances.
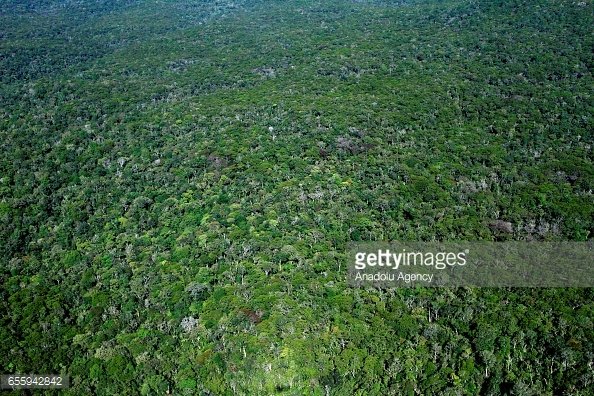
[1,0,593,394]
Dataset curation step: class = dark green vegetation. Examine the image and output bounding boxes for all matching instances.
[1,0,593,394]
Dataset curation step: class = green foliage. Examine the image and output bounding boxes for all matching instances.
[1,0,593,395]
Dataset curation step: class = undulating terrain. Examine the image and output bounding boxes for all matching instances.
[1,0,593,394]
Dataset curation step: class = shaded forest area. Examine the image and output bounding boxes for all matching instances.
[1,0,593,394]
